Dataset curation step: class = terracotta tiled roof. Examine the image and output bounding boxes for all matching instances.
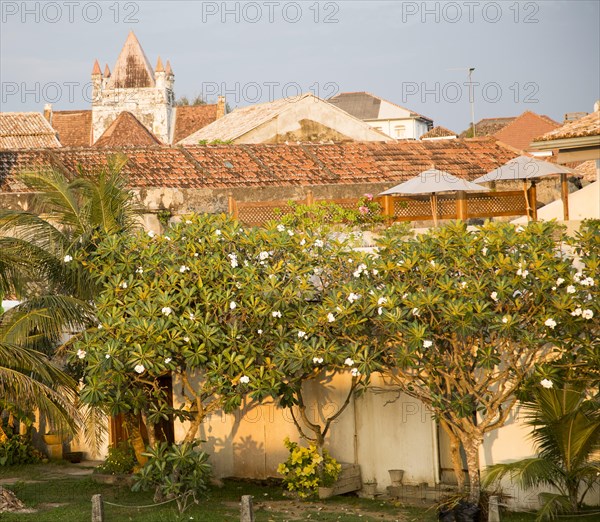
[533,111,600,142]
[172,105,219,144]
[0,138,518,193]
[420,126,457,139]
[51,110,93,147]
[573,160,598,183]
[493,111,560,150]
[460,117,516,138]
[0,113,61,149]
[94,112,162,147]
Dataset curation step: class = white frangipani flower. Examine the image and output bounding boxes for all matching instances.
[347,293,360,303]
[164,235,171,241]
[165,358,172,364]
[180,265,190,273]
[215,229,222,236]
[351,368,361,377]
[230,301,237,310]
[272,310,282,318]
[300,238,306,246]
[239,375,250,384]
[162,306,172,316]
[147,230,156,238]
[378,297,387,306]
[540,378,553,389]
[327,313,336,323]
[297,331,307,339]
[571,308,583,317]
[344,357,354,367]
[581,277,595,287]
[120,282,128,289]
[412,308,420,316]
[314,239,324,248]
[185,220,192,225]
[105,354,111,359]
[566,285,576,294]
[481,247,488,256]
[556,277,565,286]
[189,313,195,320]
[259,251,270,260]
[77,349,86,359]
[544,318,557,329]
[134,364,145,374]
[136,267,144,274]
[228,253,238,268]
[502,316,509,324]
[423,340,433,348]
[257,329,263,335]
[183,336,190,343]
[377,307,383,316]
[582,309,594,320]
[276,224,286,232]
[313,357,324,365]
[63,254,73,262]
[491,291,498,302]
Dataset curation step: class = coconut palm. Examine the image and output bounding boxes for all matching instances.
[483,383,600,521]
[0,154,140,437]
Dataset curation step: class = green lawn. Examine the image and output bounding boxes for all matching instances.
[0,464,596,521]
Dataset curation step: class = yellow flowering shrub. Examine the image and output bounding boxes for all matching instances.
[277,437,341,498]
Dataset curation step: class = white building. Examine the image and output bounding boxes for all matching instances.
[328,92,433,140]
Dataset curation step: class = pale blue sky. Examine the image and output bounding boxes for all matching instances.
[1,0,598,132]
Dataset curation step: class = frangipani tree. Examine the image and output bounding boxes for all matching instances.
[74,213,384,455]
[370,220,593,503]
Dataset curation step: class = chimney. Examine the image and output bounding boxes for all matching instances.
[43,103,53,124]
[217,95,226,119]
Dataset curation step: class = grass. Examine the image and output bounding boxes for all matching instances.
[0,464,597,521]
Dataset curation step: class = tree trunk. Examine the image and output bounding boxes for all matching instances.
[461,436,482,504]
[440,420,466,491]
[184,411,205,443]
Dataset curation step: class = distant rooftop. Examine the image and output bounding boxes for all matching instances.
[0,112,61,149]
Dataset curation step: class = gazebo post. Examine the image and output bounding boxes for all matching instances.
[430,193,439,227]
[456,190,467,221]
[528,181,538,221]
[522,181,531,221]
[560,173,570,221]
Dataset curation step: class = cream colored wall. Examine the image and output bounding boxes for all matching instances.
[175,372,438,490]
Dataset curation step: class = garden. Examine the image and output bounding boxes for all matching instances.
[0,165,598,521]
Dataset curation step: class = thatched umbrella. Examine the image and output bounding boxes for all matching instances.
[474,156,575,220]
[380,168,489,226]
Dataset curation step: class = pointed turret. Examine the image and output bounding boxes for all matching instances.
[107,31,155,89]
[92,59,102,76]
[155,56,164,73]
[165,60,173,76]
[104,64,111,77]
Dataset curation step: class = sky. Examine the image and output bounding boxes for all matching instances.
[1,0,599,133]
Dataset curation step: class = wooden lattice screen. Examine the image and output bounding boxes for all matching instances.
[231,190,529,226]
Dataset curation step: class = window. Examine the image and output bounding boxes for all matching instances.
[394,125,406,138]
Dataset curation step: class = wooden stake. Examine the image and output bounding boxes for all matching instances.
[240,495,255,522]
[488,495,501,522]
[91,494,104,522]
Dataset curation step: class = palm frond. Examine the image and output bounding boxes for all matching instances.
[0,295,95,347]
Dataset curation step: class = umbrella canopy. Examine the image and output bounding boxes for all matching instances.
[380,169,490,195]
[473,155,574,183]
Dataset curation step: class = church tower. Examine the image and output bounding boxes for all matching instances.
[91,31,175,144]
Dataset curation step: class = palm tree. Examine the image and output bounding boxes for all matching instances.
[0,154,140,437]
[483,383,600,521]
